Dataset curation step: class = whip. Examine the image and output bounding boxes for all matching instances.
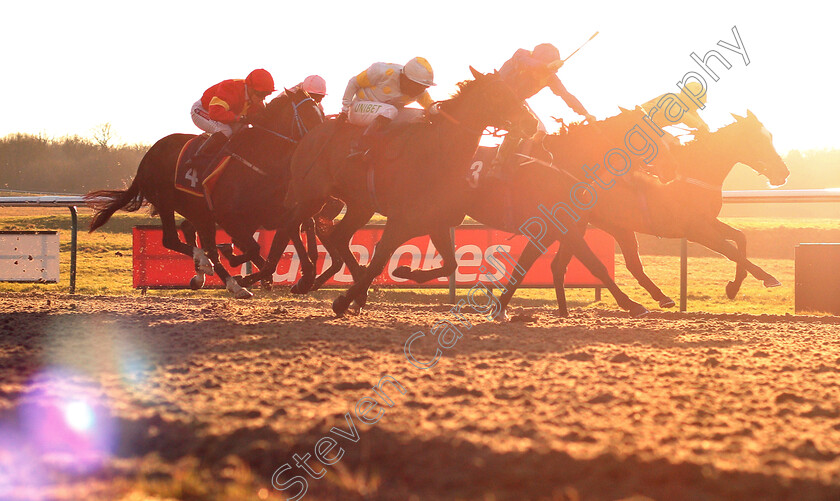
[562,31,599,64]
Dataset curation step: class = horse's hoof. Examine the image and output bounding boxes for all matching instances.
[261,279,273,291]
[495,308,510,322]
[629,304,650,318]
[292,275,315,295]
[234,275,246,287]
[189,275,205,290]
[347,302,362,316]
[234,288,254,299]
[659,297,676,308]
[392,265,412,279]
[764,278,782,288]
[726,281,739,300]
[332,295,351,316]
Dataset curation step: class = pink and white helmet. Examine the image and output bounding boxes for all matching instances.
[300,75,327,96]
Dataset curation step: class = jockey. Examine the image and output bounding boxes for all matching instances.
[337,57,437,157]
[184,68,276,172]
[641,81,710,137]
[287,74,327,112]
[490,43,596,176]
[640,81,710,180]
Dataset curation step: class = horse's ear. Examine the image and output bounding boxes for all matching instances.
[469,66,484,79]
[746,109,756,119]
[731,112,745,121]
[618,106,630,113]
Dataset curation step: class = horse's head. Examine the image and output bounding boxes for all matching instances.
[260,88,325,141]
[442,67,538,138]
[725,110,789,186]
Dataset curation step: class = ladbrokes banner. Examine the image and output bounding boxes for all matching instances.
[132,226,613,289]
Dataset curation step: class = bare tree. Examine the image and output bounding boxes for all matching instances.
[91,122,114,149]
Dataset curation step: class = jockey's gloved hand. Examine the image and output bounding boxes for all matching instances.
[336,112,348,123]
[239,115,252,125]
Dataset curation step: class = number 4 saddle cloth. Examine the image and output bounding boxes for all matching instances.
[174,134,233,203]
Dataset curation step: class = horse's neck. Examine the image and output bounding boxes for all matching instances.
[434,109,484,165]
[675,131,738,187]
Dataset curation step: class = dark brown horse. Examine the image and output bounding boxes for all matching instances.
[384,107,673,317]
[85,89,324,297]
[495,110,789,315]
[236,68,536,308]
[247,68,653,317]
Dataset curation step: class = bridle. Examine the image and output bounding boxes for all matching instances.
[434,102,522,139]
[253,95,322,144]
[234,94,323,176]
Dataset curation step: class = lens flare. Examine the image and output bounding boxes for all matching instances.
[64,400,95,433]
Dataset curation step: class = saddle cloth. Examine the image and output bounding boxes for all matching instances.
[174,134,233,204]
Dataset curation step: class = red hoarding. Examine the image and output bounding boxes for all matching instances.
[132,226,614,289]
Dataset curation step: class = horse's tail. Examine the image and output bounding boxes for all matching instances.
[85,173,146,232]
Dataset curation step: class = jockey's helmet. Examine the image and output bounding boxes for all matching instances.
[533,43,563,71]
[246,69,276,94]
[683,81,707,105]
[404,57,435,87]
[301,75,327,96]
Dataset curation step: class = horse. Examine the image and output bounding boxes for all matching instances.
[494,110,789,316]
[242,68,652,317]
[371,106,674,317]
[85,89,325,298]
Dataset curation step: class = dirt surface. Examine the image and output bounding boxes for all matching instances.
[1,292,840,500]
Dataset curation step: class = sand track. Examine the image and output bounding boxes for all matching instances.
[1,292,839,500]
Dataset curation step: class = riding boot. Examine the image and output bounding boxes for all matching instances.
[184,131,229,174]
[349,115,391,159]
[485,133,522,181]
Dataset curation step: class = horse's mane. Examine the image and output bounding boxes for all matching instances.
[544,108,645,154]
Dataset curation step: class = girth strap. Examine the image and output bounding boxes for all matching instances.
[366,165,382,213]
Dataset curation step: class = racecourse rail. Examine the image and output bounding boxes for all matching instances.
[2,189,839,310]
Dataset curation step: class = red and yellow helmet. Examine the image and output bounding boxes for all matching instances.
[246,68,276,94]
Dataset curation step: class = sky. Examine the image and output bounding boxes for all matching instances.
[1,0,838,155]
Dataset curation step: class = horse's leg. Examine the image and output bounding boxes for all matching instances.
[711,219,775,298]
[195,220,253,299]
[290,219,319,294]
[304,218,319,274]
[549,240,574,317]
[181,220,197,247]
[332,222,413,317]
[179,219,207,290]
[239,226,291,288]
[312,204,375,290]
[560,226,649,317]
[239,200,324,288]
[217,227,270,289]
[392,228,458,284]
[497,240,545,319]
[611,226,675,308]
[686,225,780,290]
[160,210,211,289]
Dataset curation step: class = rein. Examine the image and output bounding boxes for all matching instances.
[237,95,320,175]
[675,174,721,191]
[434,103,510,138]
[252,96,319,144]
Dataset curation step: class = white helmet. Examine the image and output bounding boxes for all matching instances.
[403,57,435,87]
[300,75,327,96]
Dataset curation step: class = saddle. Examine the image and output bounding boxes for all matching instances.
[174,134,234,206]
